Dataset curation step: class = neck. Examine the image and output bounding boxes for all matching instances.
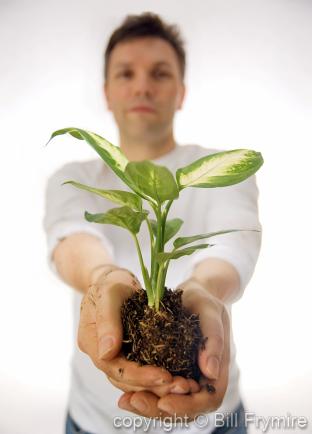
[119,130,177,162]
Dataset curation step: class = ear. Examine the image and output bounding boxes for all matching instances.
[176,82,186,110]
[104,82,112,111]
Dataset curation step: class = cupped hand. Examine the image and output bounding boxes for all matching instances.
[118,278,231,420]
[78,267,199,397]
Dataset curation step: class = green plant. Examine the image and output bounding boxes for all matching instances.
[47,127,263,310]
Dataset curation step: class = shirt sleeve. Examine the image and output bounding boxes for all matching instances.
[182,174,262,303]
[42,161,115,276]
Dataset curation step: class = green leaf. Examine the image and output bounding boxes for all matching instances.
[63,180,142,211]
[173,229,247,249]
[125,160,179,204]
[85,206,148,234]
[46,127,140,192]
[150,218,183,244]
[164,218,184,244]
[176,149,263,189]
[156,243,211,263]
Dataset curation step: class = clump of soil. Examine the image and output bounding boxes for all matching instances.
[121,287,205,381]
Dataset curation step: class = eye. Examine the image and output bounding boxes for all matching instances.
[153,70,171,79]
[117,70,133,78]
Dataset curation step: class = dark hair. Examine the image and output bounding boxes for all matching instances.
[104,12,186,80]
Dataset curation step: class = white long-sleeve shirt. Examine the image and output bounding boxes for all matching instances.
[43,143,262,434]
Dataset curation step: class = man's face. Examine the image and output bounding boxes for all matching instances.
[104,37,185,140]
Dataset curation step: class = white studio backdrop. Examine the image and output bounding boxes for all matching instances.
[1,0,311,433]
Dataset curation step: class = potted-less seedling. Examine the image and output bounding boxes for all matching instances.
[47,127,263,382]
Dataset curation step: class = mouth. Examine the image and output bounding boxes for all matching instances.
[129,106,156,113]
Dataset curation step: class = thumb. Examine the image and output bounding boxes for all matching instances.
[197,310,225,380]
[96,270,142,360]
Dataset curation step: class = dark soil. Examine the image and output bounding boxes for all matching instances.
[121,287,206,381]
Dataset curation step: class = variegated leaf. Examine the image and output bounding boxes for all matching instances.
[125,160,179,204]
[46,127,140,193]
[176,149,263,189]
[63,180,142,211]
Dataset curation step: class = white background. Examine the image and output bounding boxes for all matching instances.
[1,0,311,433]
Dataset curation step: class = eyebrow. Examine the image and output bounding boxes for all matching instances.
[113,61,172,69]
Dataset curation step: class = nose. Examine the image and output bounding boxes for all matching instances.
[132,73,153,98]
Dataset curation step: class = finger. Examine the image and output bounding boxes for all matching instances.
[182,289,224,380]
[118,391,162,417]
[157,307,231,419]
[107,375,144,393]
[219,306,231,380]
[186,378,201,394]
[95,273,141,360]
[168,377,200,395]
[197,307,224,380]
[158,388,216,419]
[151,376,200,397]
[166,377,201,396]
[99,353,173,388]
[108,375,200,397]
[77,291,97,353]
[126,391,173,419]
[157,375,225,419]
[118,392,137,412]
[203,306,230,389]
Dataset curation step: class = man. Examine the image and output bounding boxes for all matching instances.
[44,12,261,434]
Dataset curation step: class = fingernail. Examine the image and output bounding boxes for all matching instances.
[158,402,174,414]
[207,356,220,379]
[171,385,185,394]
[98,336,114,359]
[118,400,132,411]
[131,397,148,413]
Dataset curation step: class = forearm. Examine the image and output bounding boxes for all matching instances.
[186,257,240,304]
[52,232,116,294]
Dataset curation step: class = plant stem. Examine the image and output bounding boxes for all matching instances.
[154,199,174,304]
[152,200,175,307]
[160,259,170,294]
[163,199,174,220]
[161,199,174,246]
[151,204,163,294]
[144,215,155,285]
[155,262,165,310]
[131,233,154,306]
[151,200,176,308]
